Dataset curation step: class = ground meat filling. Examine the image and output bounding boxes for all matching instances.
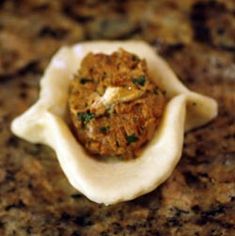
[68,49,165,160]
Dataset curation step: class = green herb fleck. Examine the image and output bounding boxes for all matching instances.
[77,111,95,125]
[126,134,139,144]
[71,193,83,199]
[80,78,93,84]
[132,75,146,86]
[132,55,140,62]
[100,126,110,133]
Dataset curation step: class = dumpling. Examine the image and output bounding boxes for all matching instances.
[11,41,218,205]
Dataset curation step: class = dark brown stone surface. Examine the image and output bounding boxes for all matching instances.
[0,0,234,235]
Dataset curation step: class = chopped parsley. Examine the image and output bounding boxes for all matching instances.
[132,75,146,86]
[132,54,140,62]
[100,126,110,133]
[126,134,139,144]
[80,77,93,84]
[77,111,95,125]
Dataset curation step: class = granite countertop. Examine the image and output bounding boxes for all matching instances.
[0,0,235,235]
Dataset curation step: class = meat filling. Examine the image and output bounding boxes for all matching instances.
[68,49,165,160]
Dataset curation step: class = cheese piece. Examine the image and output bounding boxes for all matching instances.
[91,86,144,111]
[11,41,218,205]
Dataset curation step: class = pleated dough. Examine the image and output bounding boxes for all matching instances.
[11,41,218,205]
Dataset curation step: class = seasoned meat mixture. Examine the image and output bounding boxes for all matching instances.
[68,49,165,159]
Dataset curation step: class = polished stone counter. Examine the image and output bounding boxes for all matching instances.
[0,0,234,235]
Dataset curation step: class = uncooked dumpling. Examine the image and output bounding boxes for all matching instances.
[11,41,218,205]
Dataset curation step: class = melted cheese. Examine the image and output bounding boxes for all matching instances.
[11,41,218,205]
[91,86,144,111]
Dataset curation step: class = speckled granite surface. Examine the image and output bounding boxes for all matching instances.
[0,0,235,235]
